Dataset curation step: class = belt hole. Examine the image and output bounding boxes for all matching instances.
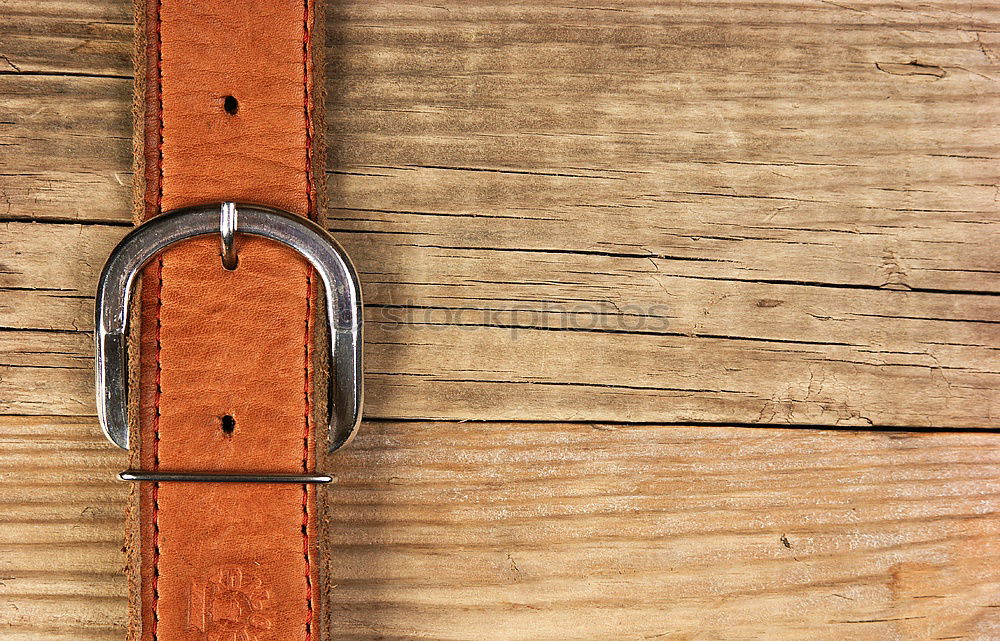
[223,95,239,115]
[220,414,236,435]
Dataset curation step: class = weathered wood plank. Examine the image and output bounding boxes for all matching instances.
[1,417,998,639]
[2,2,998,641]
[2,0,998,426]
[3,219,998,425]
[0,76,132,222]
[2,2,999,288]
[0,0,131,77]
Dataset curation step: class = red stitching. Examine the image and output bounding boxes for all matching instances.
[156,0,164,216]
[152,254,163,641]
[302,268,314,641]
[302,3,316,639]
[303,0,314,221]
[151,0,165,636]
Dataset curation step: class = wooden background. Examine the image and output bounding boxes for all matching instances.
[2,0,999,639]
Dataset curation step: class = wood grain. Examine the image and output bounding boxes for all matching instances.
[2,0,998,426]
[1,0,999,639]
[2,219,999,425]
[1,417,999,640]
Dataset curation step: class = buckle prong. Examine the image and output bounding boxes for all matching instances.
[219,201,239,270]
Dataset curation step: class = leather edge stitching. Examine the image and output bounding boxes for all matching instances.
[303,1,317,639]
[151,0,164,635]
[152,255,163,641]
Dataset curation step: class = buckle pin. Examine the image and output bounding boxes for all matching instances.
[219,201,239,270]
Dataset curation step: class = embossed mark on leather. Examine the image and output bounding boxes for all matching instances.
[187,565,272,641]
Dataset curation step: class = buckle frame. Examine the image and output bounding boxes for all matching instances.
[95,203,363,456]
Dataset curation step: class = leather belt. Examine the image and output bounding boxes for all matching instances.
[92,1,363,639]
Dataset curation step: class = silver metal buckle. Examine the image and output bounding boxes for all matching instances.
[95,203,363,483]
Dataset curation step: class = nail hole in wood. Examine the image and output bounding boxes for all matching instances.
[223,95,238,115]
[221,414,236,435]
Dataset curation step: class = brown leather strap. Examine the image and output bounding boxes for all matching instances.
[128,1,325,639]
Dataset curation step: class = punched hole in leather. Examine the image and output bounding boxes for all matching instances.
[220,414,236,436]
